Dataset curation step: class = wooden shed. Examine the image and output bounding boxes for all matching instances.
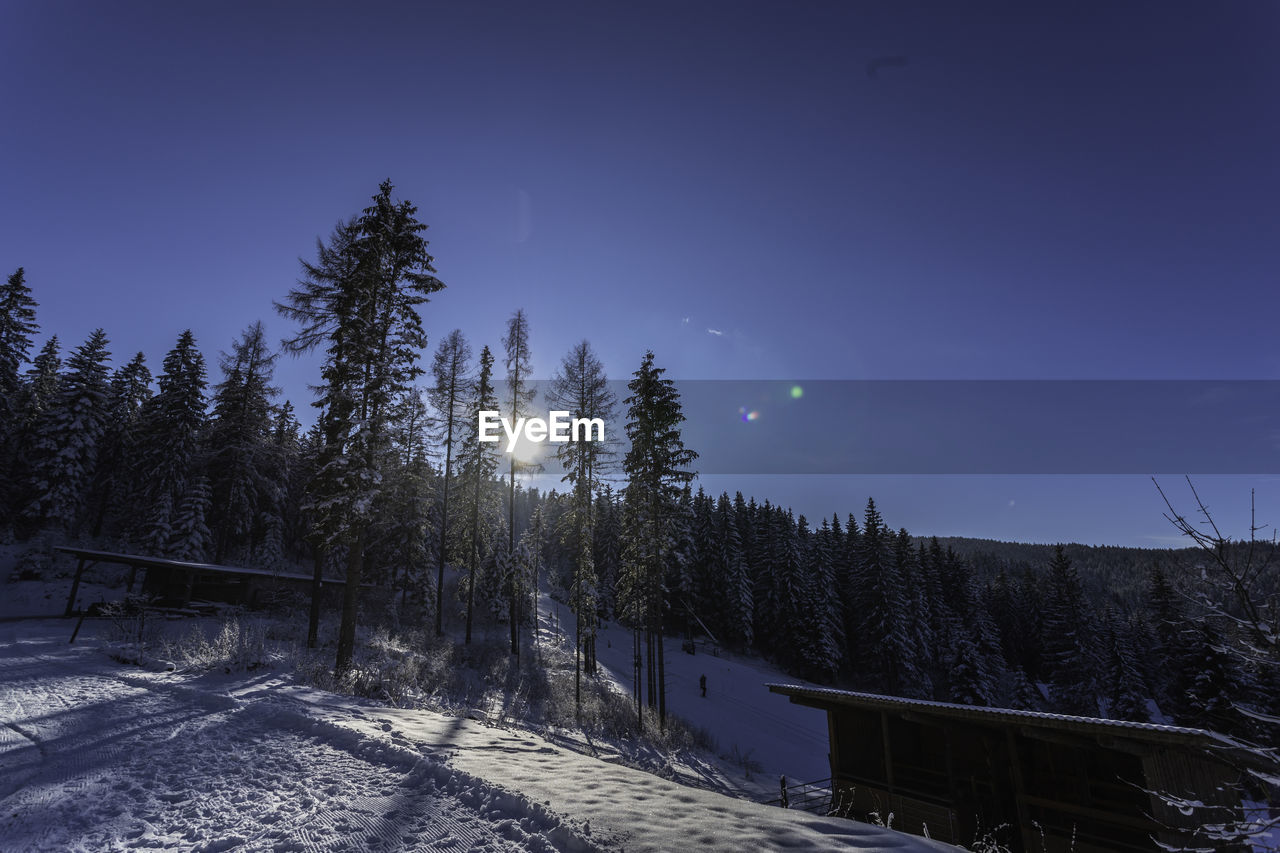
[769,684,1264,852]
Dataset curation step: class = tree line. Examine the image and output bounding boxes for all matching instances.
[1,184,1274,774]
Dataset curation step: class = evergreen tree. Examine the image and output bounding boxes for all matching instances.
[548,339,616,711]
[717,492,753,649]
[454,346,499,644]
[169,476,213,562]
[205,322,279,563]
[86,352,151,537]
[1042,544,1097,715]
[428,329,472,636]
[22,329,112,532]
[798,516,842,681]
[619,350,697,732]
[276,180,445,677]
[381,384,435,607]
[1101,607,1150,722]
[133,330,208,551]
[856,499,914,693]
[501,309,536,657]
[0,267,38,508]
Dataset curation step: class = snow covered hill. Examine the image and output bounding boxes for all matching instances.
[538,595,832,788]
[0,616,956,852]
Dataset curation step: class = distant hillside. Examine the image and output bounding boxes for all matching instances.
[915,536,1201,606]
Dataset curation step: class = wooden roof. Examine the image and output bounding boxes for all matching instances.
[768,683,1251,751]
[54,546,348,585]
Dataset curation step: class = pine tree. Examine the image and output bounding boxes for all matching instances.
[798,516,842,681]
[22,329,112,531]
[620,350,697,732]
[428,329,472,636]
[275,180,445,676]
[0,268,38,400]
[169,476,213,562]
[1042,544,1097,715]
[454,346,499,644]
[548,339,616,712]
[501,309,536,657]
[133,330,208,550]
[86,352,151,537]
[378,385,434,608]
[1101,607,1150,722]
[717,492,752,649]
[205,322,279,563]
[949,632,996,706]
[0,267,39,509]
[856,499,914,694]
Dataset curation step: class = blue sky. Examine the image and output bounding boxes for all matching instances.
[3,1,1278,546]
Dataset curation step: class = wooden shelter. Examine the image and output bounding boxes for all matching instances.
[55,546,351,615]
[769,683,1264,852]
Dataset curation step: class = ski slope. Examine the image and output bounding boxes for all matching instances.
[538,595,833,787]
[0,615,954,852]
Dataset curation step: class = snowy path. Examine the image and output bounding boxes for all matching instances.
[0,622,591,852]
[0,618,954,852]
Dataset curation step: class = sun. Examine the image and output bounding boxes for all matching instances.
[508,436,543,467]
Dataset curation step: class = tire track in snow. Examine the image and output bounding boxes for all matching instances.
[0,625,601,852]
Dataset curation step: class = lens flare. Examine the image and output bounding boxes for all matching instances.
[738,407,760,422]
[790,385,804,399]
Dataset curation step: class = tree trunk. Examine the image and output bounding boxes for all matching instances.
[334,529,364,678]
[657,619,667,731]
[436,457,451,636]
[633,627,643,735]
[307,545,325,649]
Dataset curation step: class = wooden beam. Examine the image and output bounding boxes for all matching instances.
[880,710,895,793]
[1005,729,1039,852]
[64,557,87,617]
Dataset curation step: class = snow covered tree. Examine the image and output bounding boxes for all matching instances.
[205,322,280,563]
[501,309,536,657]
[379,385,434,608]
[454,345,499,644]
[276,180,445,677]
[428,328,472,636]
[1150,479,1280,848]
[169,476,213,562]
[1041,544,1097,715]
[86,352,151,537]
[0,267,38,510]
[620,350,697,732]
[132,330,208,553]
[21,329,112,532]
[798,516,842,681]
[856,499,915,694]
[548,339,616,712]
[717,492,753,649]
[1101,607,1150,722]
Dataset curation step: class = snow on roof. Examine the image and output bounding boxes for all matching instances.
[767,683,1247,749]
[54,546,346,585]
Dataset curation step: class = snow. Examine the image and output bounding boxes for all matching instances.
[536,596,834,788]
[0,608,956,851]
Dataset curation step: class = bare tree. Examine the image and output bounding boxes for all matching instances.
[1152,476,1279,848]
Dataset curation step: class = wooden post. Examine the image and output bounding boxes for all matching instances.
[126,562,138,594]
[1005,729,1038,853]
[780,775,789,808]
[64,557,87,617]
[880,711,895,792]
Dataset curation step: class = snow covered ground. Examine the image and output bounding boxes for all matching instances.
[0,612,956,851]
[537,597,832,788]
